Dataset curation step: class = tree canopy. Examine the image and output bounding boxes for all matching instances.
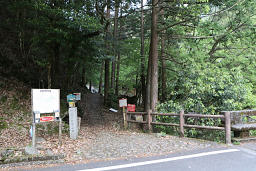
[1,0,256,112]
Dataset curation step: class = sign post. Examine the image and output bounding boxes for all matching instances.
[31,89,61,148]
[119,99,128,129]
[67,93,81,140]
[69,107,78,139]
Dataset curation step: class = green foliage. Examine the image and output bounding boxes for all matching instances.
[0,118,8,130]
[105,89,119,108]
[0,0,102,89]
[0,95,7,104]
[156,64,256,142]
[10,97,21,110]
[165,64,256,113]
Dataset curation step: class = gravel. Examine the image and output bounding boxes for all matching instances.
[80,129,224,161]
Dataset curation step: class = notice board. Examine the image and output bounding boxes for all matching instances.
[32,89,60,114]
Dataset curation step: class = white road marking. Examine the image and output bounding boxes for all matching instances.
[78,149,240,171]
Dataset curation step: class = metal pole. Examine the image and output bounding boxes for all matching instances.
[225,111,231,144]
[59,118,62,146]
[32,123,36,148]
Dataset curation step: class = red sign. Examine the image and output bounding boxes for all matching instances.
[40,116,54,122]
[127,104,136,112]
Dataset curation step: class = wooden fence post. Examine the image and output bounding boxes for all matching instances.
[179,110,184,137]
[148,109,152,132]
[225,111,231,144]
[123,107,128,129]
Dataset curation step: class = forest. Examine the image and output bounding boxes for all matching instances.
[1,0,256,117]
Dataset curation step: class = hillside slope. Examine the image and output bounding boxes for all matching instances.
[0,76,31,148]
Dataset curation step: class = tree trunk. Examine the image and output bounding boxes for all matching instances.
[89,80,92,91]
[104,0,111,104]
[149,0,159,111]
[160,5,167,102]
[115,2,122,96]
[115,52,120,95]
[111,1,119,88]
[160,35,167,102]
[145,47,152,111]
[81,67,86,86]
[99,62,104,94]
[53,43,60,88]
[140,0,146,110]
[104,59,110,104]
[111,62,115,88]
[47,63,52,89]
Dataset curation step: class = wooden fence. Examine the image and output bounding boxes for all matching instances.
[123,110,231,144]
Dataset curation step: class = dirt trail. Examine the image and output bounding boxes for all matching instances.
[81,92,104,125]
[81,91,122,128]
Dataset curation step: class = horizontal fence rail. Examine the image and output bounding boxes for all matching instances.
[123,110,231,144]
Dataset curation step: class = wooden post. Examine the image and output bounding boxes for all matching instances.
[123,107,128,129]
[147,109,152,132]
[179,110,184,137]
[225,111,231,144]
[59,118,62,146]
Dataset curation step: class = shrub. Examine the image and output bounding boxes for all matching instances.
[156,64,256,142]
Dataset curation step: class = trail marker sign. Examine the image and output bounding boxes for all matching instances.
[119,98,127,107]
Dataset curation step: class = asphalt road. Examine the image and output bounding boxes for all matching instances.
[25,146,256,171]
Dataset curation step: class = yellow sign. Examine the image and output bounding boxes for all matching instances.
[69,102,75,107]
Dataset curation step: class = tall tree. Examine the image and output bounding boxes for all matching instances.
[160,3,167,102]
[111,0,120,89]
[149,0,159,111]
[98,62,104,94]
[104,0,111,104]
[140,0,146,109]
[115,1,123,96]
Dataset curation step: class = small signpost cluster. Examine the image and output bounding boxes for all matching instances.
[67,93,81,140]
[31,89,82,149]
[119,98,136,129]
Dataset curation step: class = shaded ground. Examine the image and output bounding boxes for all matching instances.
[82,92,105,125]
[81,91,123,129]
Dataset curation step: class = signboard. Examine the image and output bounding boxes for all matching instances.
[119,98,127,107]
[69,107,78,140]
[127,104,136,112]
[69,102,75,107]
[73,93,81,101]
[40,116,54,122]
[32,89,60,114]
[67,94,76,102]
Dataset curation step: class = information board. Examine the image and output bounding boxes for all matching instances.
[119,98,127,107]
[32,89,60,114]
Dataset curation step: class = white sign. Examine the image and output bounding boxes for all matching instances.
[119,98,127,107]
[32,89,60,114]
